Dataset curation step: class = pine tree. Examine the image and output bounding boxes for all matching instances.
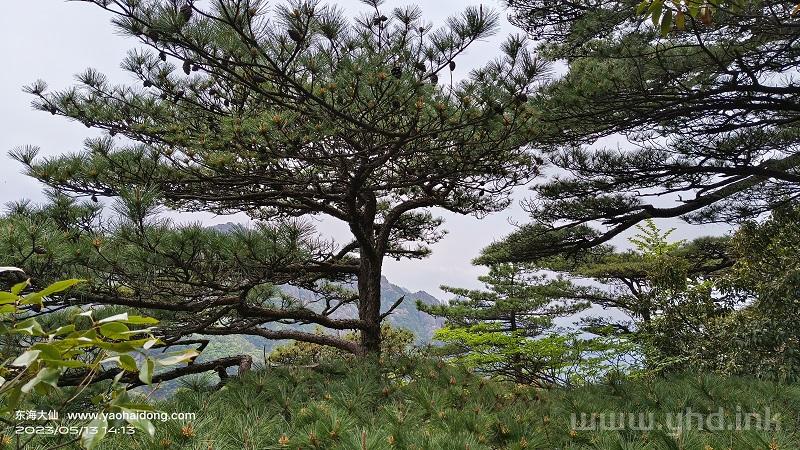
[419,263,594,385]
[7,0,546,356]
[510,221,728,321]
[497,0,800,258]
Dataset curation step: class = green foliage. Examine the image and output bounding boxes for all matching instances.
[418,263,633,386]
[0,275,199,448]
[11,0,548,355]
[433,326,635,387]
[50,359,800,450]
[695,205,800,378]
[625,207,800,379]
[477,219,739,376]
[487,209,800,380]
[637,0,800,35]
[635,1,751,34]
[501,0,800,259]
[629,219,683,256]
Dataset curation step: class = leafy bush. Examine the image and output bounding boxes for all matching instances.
[0,272,198,449]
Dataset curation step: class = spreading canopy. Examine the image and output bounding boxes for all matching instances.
[498,0,800,259]
[9,0,546,354]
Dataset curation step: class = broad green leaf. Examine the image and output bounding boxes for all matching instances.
[118,354,138,372]
[99,322,130,339]
[38,278,84,296]
[123,315,159,325]
[649,0,663,25]
[31,343,62,360]
[119,338,158,348]
[675,11,686,29]
[19,295,43,306]
[120,407,155,436]
[94,341,137,352]
[10,279,29,296]
[81,416,108,450]
[51,324,76,337]
[5,387,21,410]
[42,359,86,368]
[11,349,41,367]
[0,292,18,305]
[158,349,200,366]
[143,339,159,350]
[22,279,83,305]
[13,318,44,336]
[660,10,672,36]
[98,312,128,324]
[139,358,154,385]
[21,367,60,393]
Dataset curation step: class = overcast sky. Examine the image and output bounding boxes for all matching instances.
[0,1,724,299]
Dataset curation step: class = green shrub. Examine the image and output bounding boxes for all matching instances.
[85,358,800,450]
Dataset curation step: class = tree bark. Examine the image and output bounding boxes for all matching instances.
[510,312,525,384]
[358,251,383,355]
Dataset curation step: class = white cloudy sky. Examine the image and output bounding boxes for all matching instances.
[0,1,723,298]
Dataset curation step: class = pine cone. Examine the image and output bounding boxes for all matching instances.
[287,29,303,42]
[180,3,193,22]
[146,30,159,43]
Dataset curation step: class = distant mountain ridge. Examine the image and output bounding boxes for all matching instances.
[280,275,444,344]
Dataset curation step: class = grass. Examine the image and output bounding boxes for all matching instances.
[12,357,800,449]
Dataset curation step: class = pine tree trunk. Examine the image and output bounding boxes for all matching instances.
[510,313,525,383]
[357,252,383,355]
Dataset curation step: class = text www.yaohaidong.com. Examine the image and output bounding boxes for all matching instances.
[65,411,196,422]
[14,409,196,422]
[12,409,196,436]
